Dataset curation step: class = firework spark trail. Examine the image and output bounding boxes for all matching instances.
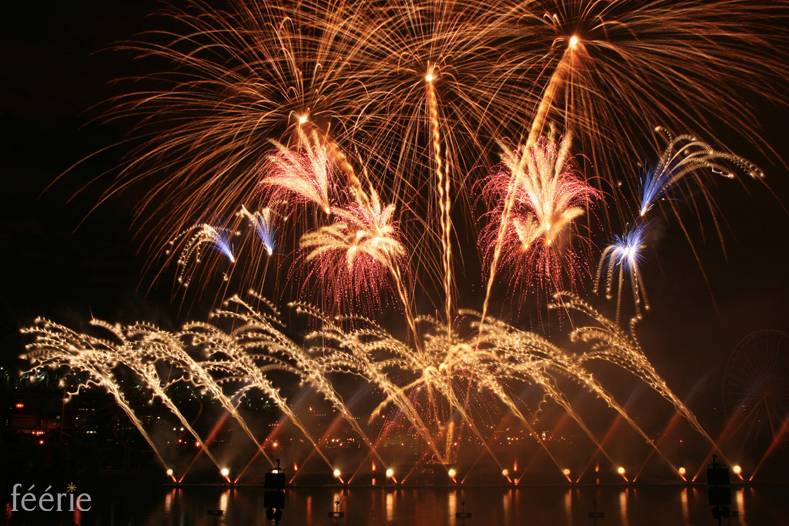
[528,35,579,146]
[318,127,370,208]
[425,66,453,336]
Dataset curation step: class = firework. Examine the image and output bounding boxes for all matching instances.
[299,191,404,309]
[638,127,764,218]
[263,127,333,215]
[479,131,601,296]
[594,223,649,322]
[96,0,785,309]
[237,205,278,256]
[167,223,238,287]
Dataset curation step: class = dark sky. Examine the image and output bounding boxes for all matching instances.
[1,1,787,428]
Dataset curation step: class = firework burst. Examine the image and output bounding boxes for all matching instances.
[594,223,649,322]
[263,127,333,215]
[92,0,786,311]
[299,191,405,310]
[237,205,279,256]
[479,132,601,296]
[167,223,239,287]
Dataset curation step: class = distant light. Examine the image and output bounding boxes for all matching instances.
[617,466,626,476]
[14,402,24,409]
[568,35,580,49]
[678,466,686,477]
[562,468,572,477]
[195,440,201,447]
[333,468,342,479]
[297,113,309,125]
[447,468,457,478]
[220,467,230,478]
[732,464,742,475]
[272,440,279,448]
[166,468,174,477]
[501,469,509,477]
[385,468,395,479]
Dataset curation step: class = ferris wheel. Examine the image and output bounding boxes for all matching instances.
[722,329,789,437]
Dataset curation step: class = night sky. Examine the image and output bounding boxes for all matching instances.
[1,1,787,429]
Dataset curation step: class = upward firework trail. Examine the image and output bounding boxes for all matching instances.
[424,66,454,335]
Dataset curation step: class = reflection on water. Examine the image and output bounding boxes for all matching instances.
[618,489,629,526]
[386,490,395,522]
[3,485,787,525]
[736,488,747,526]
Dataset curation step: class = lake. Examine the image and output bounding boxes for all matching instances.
[4,485,787,525]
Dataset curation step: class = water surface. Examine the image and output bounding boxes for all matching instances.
[5,485,787,525]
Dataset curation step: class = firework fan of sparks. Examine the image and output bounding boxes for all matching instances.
[594,222,649,322]
[20,290,734,482]
[263,128,334,215]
